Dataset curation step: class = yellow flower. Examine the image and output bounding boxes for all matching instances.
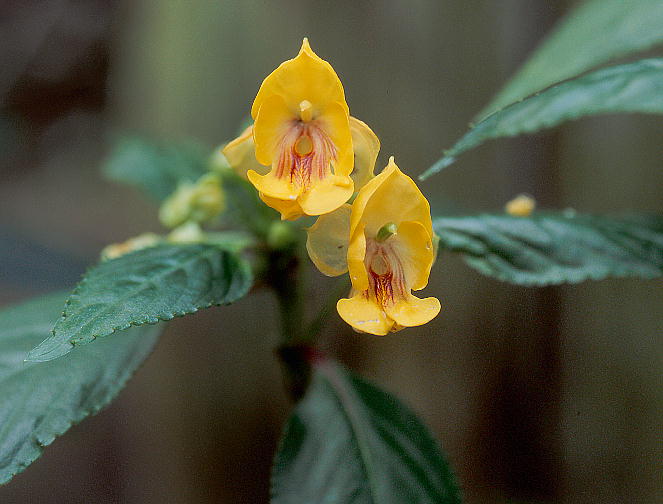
[307,157,440,335]
[224,38,378,220]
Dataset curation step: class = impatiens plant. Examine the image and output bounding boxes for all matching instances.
[2,1,663,501]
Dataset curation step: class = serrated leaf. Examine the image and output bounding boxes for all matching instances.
[482,0,663,117]
[27,244,252,362]
[102,136,209,201]
[271,360,461,504]
[0,292,160,485]
[422,59,663,178]
[433,213,663,286]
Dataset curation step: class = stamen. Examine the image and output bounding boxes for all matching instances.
[376,222,397,242]
[299,100,314,122]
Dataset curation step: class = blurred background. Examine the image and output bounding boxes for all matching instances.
[1,1,661,502]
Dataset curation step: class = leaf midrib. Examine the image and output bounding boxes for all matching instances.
[316,361,381,503]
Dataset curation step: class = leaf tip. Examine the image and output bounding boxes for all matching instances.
[419,155,456,180]
[25,338,74,363]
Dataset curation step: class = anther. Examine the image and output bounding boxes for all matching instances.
[299,100,314,122]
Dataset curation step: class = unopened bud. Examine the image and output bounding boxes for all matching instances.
[505,194,536,217]
[101,233,161,261]
[267,221,298,250]
[168,221,205,244]
[159,173,225,229]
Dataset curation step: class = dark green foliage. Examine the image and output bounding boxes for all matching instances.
[434,213,663,285]
[483,0,663,116]
[271,360,461,504]
[0,292,160,484]
[27,244,252,362]
[102,136,209,201]
[423,59,663,178]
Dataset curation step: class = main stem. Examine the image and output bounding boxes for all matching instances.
[267,243,313,399]
[269,246,305,345]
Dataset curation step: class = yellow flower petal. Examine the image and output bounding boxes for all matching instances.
[222,125,269,179]
[316,101,353,178]
[385,295,441,329]
[347,225,369,292]
[253,94,294,166]
[337,294,393,336]
[349,116,379,191]
[297,175,354,216]
[306,204,352,276]
[350,157,432,240]
[390,221,435,291]
[251,38,348,120]
[259,192,304,221]
[247,170,299,201]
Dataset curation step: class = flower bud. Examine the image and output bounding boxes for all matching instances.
[159,173,225,229]
[101,233,161,261]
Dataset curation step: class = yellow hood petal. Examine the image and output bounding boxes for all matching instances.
[390,220,435,291]
[349,117,380,191]
[251,38,348,120]
[350,157,432,240]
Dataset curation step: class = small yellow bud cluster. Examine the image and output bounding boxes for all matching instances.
[159,173,225,229]
[101,233,161,261]
[505,194,536,217]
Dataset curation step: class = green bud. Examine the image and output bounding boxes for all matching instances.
[267,221,298,250]
[168,221,205,244]
[101,232,161,261]
[208,147,233,175]
[159,173,225,229]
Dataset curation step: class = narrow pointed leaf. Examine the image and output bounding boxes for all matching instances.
[422,59,663,178]
[482,0,663,117]
[0,292,160,484]
[103,136,209,201]
[271,359,461,504]
[27,244,252,362]
[433,213,663,286]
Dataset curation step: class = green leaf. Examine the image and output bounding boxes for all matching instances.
[422,59,663,178]
[433,213,663,286]
[27,244,252,362]
[0,292,160,484]
[102,136,209,201]
[271,359,461,504]
[482,0,663,117]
